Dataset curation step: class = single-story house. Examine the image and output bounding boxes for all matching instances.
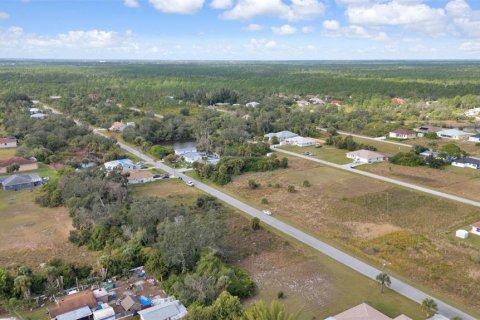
[174,142,197,155]
[468,134,480,143]
[346,150,385,164]
[0,174,43,191]
[245,101,259,108]
[109,121,135,132]
[0,138,17,148]
[182,151,203,163]
[92,304,115,320]
[120,295,142,313]
[415,125,442,137]
[127,170,156,185]
[427,315,450,320]
[56,306,92,320]
[437,128,471,140]
[31,113,46,119]
[0,157,38,173]
[92,289,109,303]
[464,107,480,117]
[104,159,135,171]
[324,303,411,320]
[451,157,480,169]
[471,221,480,236]
[456,229,469,239]
[264,130,298,142]
[48,291,97,320]
[388,128,417,140]
[282,136,316,147]
[138,299,187,320]
[419,150,440,158]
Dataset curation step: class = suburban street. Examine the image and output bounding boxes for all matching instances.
[42,104,475,319]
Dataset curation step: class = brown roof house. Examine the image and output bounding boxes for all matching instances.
[0,157,38,174]
[0,138,17,148]
[120,295,142,314]
[325,303,412,320]
[48,291,97,320]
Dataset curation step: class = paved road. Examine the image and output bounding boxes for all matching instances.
[317,127,412,148]
[42,104,474,319]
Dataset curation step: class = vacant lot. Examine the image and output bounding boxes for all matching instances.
[0,188,99,270]
[280,145,352,164]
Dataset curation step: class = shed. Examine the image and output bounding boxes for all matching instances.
[92,289,109,303]
[456,229,469,239]
[120,295,142,313]
[92,305,115,320]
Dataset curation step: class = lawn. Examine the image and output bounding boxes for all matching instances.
[350,136,411,155]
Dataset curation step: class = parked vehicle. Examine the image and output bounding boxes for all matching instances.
[262,210,272,216]
[186,180,195,187]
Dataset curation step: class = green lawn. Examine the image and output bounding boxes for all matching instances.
[350,136,412,155]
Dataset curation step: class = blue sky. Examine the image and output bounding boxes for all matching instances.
[0,0,479,60]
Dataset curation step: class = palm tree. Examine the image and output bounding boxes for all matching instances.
[421,298,438,318]
[14,275,31,300]
[375,272,391,293]
[243,300,302,320]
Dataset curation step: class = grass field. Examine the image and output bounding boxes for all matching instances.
[188,156,480,316]
[132,178,425,319]
[351,136,411,155]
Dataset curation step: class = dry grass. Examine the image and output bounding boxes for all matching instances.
[0,147,17,159]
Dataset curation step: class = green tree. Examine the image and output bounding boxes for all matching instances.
[287,185,295,193]
[0,268,13,298]
[14,275,31,300]
[243,300,301,320]
[375,272,391,293]
[421,298,438,318]
[6,163,20,173]
[271,136,279,145]
[439,143,466,158]
[248,179,260,189]
[212,291,244,320]
[251,217,260,230]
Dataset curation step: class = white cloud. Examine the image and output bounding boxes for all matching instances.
[149,0,205,14]
[302,26,315,33]
[322,21,388,40]
[246,38,277,51]
[323,19,340,30]
[446,0,480,38]
[271,24,297,35]
[0,11,10,20]
[124,0,140,8]
[221,0,325,21]
[445,0,470,17]
[460,41,480,52]
[210,0,233,9]
[243,23,264,32]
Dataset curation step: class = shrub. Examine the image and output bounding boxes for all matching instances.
[389,152,425,166]
[248,179,260,189]
[277,291,285,299]
[251,217,260,230]
[425,132,438,139]
[302,180,311,187]
[261,197,268,204]
[287,185,296,193]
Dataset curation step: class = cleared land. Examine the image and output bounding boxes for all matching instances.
[131,179,425,319]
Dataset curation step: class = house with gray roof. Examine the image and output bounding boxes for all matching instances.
[137,299,187,320]
[264,130,298,142]
[0,174,43,191]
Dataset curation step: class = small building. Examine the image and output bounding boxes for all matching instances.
[471,221,480,236]
[324,303,411,320]
[0,157,38,173]
[31,113,46,119]
[264,131,298,142]
[468,133,480,143]
[415,125,442,137]
[138,299,187,320]
[451,157,480,169]
[104,159,135,171]
[182,151,203,163]
[346,150,385,164]
[0,138,17,148]
[120,295,142,313]
[388,128,417,140]
[92,304,115,320]
[456,229,469,239]
[48,291,97,320]
[296,100,310,107]
[127,170,155,185]
[464,107,480,117]
[0,174,43,191]
[109,121,135,132]
[437,129,471,140]
[245,101,259,108]
[282,136,316,147]
[92,289,109,304]
[419,150,440,158]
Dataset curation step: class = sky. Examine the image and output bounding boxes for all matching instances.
[0,0,480,60]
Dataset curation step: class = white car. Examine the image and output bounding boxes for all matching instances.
[262,210,272,216]
[186,180,195,187]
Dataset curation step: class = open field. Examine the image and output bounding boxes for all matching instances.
[133,178,424,319]
[0,147,17,159]
[280,145,352,164]
[0,187,99,271]
[189,156,480,315]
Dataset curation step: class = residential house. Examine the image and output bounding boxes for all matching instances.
[137,298,187,320]
[0,138,17,148]
[282,136,316,147]
[31,113,46,119]
[471,221,480,236]
[127,170,156,185]
[0,174,43,191]
[48,291,97,320]
[324,303,411,320]
[264,131,298,142]
[419,150,440,158]
[451,157,480,169]
[109,121,135,132]
[0,157,38,173]
[468,133,480,143]
[120,295,142,313]
[92,304,115,320]
[182,151,203,163]
[437,129,471,140]
[245,101,260,108]
[346,150,385,164]
[427,315,450,320]
[388,128,417,140]
[415,125,442,137]
[174,142,197,155]
[104,159,135,171]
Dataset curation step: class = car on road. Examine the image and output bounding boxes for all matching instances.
[153,174,162,179]
[161,173,170,179]
[186,180,195,187]
[262,210,272,216]
[303,151,315,156]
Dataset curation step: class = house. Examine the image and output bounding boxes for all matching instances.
[296,100,310,107]
[388,128,417,140]
[182,151,203,163]
[427,315,450,320]
[419,150,440,158]
[50,95,62,100]
[174,142,197,155]
[92,304,115,320]
[29,107,40,114]
[137,299,187,320]
[451,157,480,169]
[415,125,442,137]
[324,303,411,320]
[0,138,17,148]
[437,129,471,140]
[104,159,135,171]
[0,174,43,191]
[127,170,155,185]
[245,101,259,108]
[31,113,46,119]
[120,295,142,313]
[346,150,385,164]
[470,221,480,236]
[48,291,97,320]
[282,136,316,147]
[456,229,469,239]
[0,157,38,173]
[264,131,298,142]
[468,134,480,143]
[109,121,135,132]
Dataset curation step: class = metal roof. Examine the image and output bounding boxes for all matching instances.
[56,306,92,320]
[138,301,187,320]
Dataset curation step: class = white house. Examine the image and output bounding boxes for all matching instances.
[0,138,17,148]
[245,101,260,108]
[92,304,115,320]
[104,159,135,171]
[471,221,480,236]
[109,121,135,132]
[388,128,417,140]
[456,229,469,239]
[29,107,40,114]
[346,150,385,164]
[264,131,298,142]
[282,136,316,147]
[436,129,471,140]
[174,142,197,155]
[468,134,480,143]
[138,298,187,320]
[182,152,203,163]
[451,157,480,169]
